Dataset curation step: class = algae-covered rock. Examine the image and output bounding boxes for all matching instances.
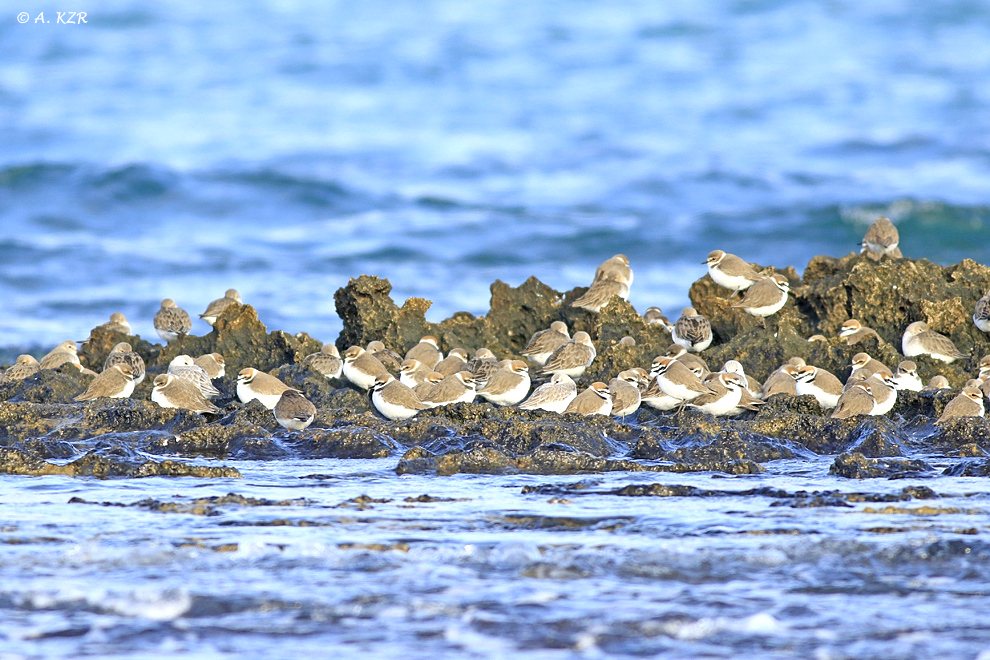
[829,452,934,479]
[0,447,241,478]
[0,364,92,404]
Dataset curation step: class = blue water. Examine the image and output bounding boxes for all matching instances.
[1,0,989,347]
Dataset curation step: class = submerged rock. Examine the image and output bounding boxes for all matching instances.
[0,447,240,479]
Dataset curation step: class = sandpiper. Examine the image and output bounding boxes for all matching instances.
[891,360,922,392]
[650,356,716,403]
[342,346,389,390]
[1,355,40,383]
[302,344,342,379]
[830,381,876,419]
[421,371,477,407]
[405,336,442,370]
[839,319,881,345]
[974,290,990,333]
[194,353,226,379]
[703,250,761,298]
[572,255,633,312]
[104,342,146,385]
[39,341,81,370]
[794,365,843,409]
[979,355,990,380]
[849,352,892,382]
[609,370,643,417]
[518,373,577,413]
[671,307,713,353]
[97,312,131,335]
[937,387,985,423]
[154,299,192,343]
[563,382,613,416]
[594,254,634,287]
[521,322,570,366]
[640,374,682,412]
[236,368,291,409]
[199,289,242,326]
[902,321,968,363]
[861,216,900,259]
[643,307,673,332]
[731,274,790,327]
[477,360,531,406]
[151,374,220,414]
[367,340,403,373]
[371,374,429,420]
[542,331,596,378]
[74,364,135,401]
[435,348,469,377]
[399,359,432,388]
[273,389,317,430]
[168,355,220,398]
[464,348,500,384]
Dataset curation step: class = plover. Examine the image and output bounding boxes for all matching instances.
[68,362,98,377]
[342,346,389,390]
[572,255,633,312]
[74,364,135,401]
[640,373,682,412]
[731,274,790,327]
[643,307,673,332]
[435,347,469,377]
[608,370,643,417]
[861,216,900,259]
[367,340,403,373]
[862,372,897,416]
[619,336,636,347]
[563,382,613,416]
[830,381,876,419]
[762,364,800,398]
[399,359,432,388]
[273,389,317,430]
[302,344,342,379]
[521,321,570,366]
[651,356,716,403]
[518,373,577,413]
[154,299,192,343]
[937,387,985,423]
[849,352,892,382]
[151,374,220,414]
[104,342,146,385]
[891,360,922,392]
[902,321,968,363]
[839,319,881,345]
[979,355,990,380]
[974,290,990,333]
[168,355,220,398]
[735,387,766,414]
[236,368,291,409]
[199,289,242,326]
[923,375,951,391]
[97,312,131,335]
[703,250,762,298]
[405,336,442,370]
[722,360,762,397]
[421,371,477,407]
[1,355,40,383]
[194,353,226,379]
[412,372,445,400]
[664,344,710,377]
[687,372,746,417]
[477,360,531,406]
[371,374,429,420]
[671,307,713,353]
[542,331,596,378]
[794,365,843,409]
[39,341,81,370]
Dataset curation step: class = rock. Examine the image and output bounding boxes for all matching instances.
[942,460,990,477]
[829,452,934,479]
[0,447,240,478]
[0,364,92,404]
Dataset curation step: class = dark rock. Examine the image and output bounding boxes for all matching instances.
[282,426,397,459]
[0,365,91,404]
[829,452,934,479]
[144,424,276,459]
[78,326,160,375]
[942,460,990,477]
[0,447,240,478]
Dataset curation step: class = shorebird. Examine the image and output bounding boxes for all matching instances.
[104,342,146,385]
[303,344,342,379]
[96,312,131,335]
[571,255,633,312]
[39,341,80,370]
[687,372,746,417]
[398,359,432,388]
[671,307,713,353]
[902,321,968,363]
[891,360,922,392]
[342,346,389,390]
[731,274,790,327]
[168,355,220,398]
[608,370,643,418]
[794,365,843,409]
[74,364,136,401]
[839,319,881,345]
[974,290,990,333]
[664,344,710,377]
[650,356,716,403]
[236,368,291,409]
[563,382,613,416]
[521,322,570,366]
[937,387,984,423]
[367,340,403,372]
[420,371,477,407]
[151,374,220,414]
[643,307,673,332]
[371,374,429,420]
[273,389,317,430]
[703,250,762,298]
[542,332,596,378]
[154,299,192,343]
[830,381,876,419]
[477,360,531,406]
[922,375,950,391]
[194,353,226,379]
[405,336,442,370]
[861,216,900,259]
[1,355,40,383]
[465,348,500,384]
[435,347,469,377]
[849,352,892,382]
[199,289,242,326]
[518,373,577,413]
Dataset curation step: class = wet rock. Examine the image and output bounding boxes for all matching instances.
[842,416,908,457]
[144,424,276,459]
[829,452,934,479]
[0,402,79,443]
[282,426,397,459]
[0,365,91,404]
[925,416,990,454]
[157,304,321,375]
[942,460,990,477]
[78,326,160,375]
[0,447,240,478]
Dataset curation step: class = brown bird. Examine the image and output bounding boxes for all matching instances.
[703,249,762,298]
[671,307,713,353]
[405,336,442,370]
[839,319,881,345]
[922,375,951,391]
[563,382,613,416]
[849,352,892,382]
[937,387,984,423]
[74,364,136,401]
[731,274,790,327]
[236,368,291,409]
[153,298,192,343]
[103,342,146,385]
[151,374,220,414]
[366,340,403,373]
[273,389,317,430]
[193,353,226,379]
[609,370,643,418]
[342,346,390,390]
[974,290,990,333]
[2,355,40,383]
[542,332,596,378]
[302,344,342,379]
[664,344,711,377]
[521,321,570,366]
[371,374,430,421]
[435,347,469,377]
[643,306,673,331]
[199,288,242,326]
[861,216,901,259]
[572,255,633,312]
[39,340,81,370]
[902,322,968,364]
[830,382,876,419]
[477,361,531,406]
[96,312,132,335]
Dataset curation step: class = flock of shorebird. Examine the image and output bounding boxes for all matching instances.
[4,217,990,429]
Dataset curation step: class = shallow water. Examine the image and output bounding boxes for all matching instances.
[2,0,990,347]
[2,457,990,659]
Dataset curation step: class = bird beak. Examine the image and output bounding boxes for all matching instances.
[700,260,709,265]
